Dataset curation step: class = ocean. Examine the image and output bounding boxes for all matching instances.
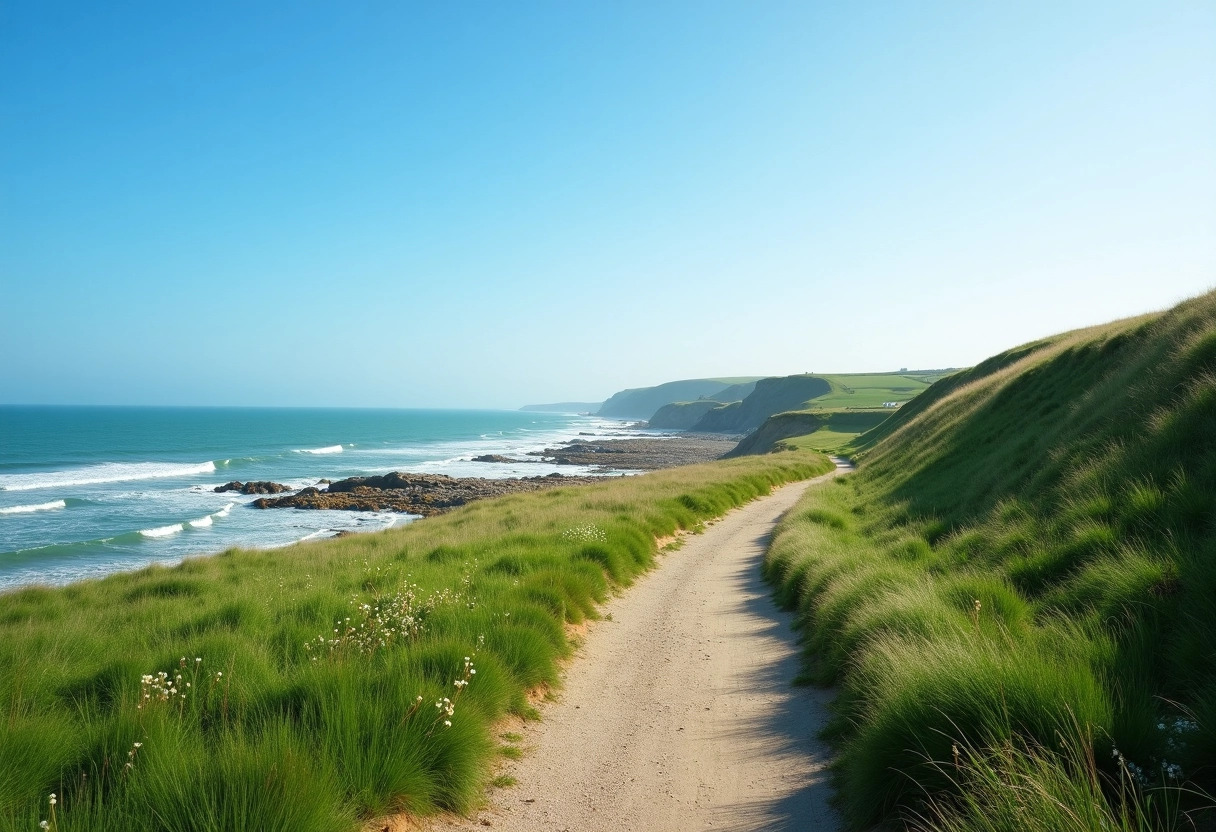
[0,406,632,591]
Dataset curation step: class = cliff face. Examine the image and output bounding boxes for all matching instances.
[708,381,759,402]
[647,400,726,430]
[597,378,759,420]
[724,412,826,457]
[691,375,831,433]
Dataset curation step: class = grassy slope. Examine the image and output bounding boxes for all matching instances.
[692,375,832,433]
[726,411,896,457]
[646,400,723,430]
[707,380,759,402]
[813,371,939,410]
[596,378,764,420]
[764,293,1216,830]
[718,371,953,453]
[0,451,832,832]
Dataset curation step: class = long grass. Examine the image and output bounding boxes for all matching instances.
[0,451,833,831]
[766,291,1216,829]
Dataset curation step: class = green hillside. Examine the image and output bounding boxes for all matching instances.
[763,293,1216,830]
[595,377,764,420]
[812,371,944,410]
[691,371,949,445]
[707,380,759,402]
[646,400,723,430]
[692,374,831,433]
[726,411,890,456]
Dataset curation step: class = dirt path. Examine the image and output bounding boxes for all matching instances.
[423,461,847,832]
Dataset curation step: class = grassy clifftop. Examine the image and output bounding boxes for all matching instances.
[726,411,890,456]
[646,400,723,430]
[766,292,1216,830]
[694,371,949,445]
[691,374,831,433]
[595,378,762,420]
[0,451,832,832]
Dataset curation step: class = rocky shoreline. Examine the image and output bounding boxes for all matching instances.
[249,434,740,518]
[251,471,604,517]
[526,435,739,470]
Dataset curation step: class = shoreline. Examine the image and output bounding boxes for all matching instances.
[250,434,742,518]
[0,432,745,592]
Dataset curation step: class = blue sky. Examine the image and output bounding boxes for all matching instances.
[2,1,1213,408]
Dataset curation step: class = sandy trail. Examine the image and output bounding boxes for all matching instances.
[423,461,847,832]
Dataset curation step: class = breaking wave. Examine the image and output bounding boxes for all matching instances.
[0,500,68,515]
[140,523,184,538]
[0,461,217,492]
[296,445,344,455]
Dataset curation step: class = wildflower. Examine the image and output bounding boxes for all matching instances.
[40,822,49,830]
[49,794,56,806]
[444,720,452,727]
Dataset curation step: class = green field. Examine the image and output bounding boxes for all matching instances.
[764,294,1216,830]
[812,371,947,410]
[0,452,832,832]
[742,371,955,452]
[770,412,892,452]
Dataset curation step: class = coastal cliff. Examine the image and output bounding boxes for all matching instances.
[596,378,760,420]
[691,375,831,433]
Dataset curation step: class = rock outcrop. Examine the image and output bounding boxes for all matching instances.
[214,481,293,494]
[526,436,738,470]
[252,472,601,517]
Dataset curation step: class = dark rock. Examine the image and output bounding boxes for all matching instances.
[252,471,602,517]
[214,480,293,494]
[528,436,739,471]
[471,454,522,463]
[324,472,449,493]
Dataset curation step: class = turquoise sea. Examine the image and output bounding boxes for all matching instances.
[0,406,630,591]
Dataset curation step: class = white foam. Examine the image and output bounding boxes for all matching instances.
[0,499,67,515]
[297,445,344,455]
[140,523,184,538]
[214,502,235,518]
[296,529,333,543]
[188,515,213,528]
[0,461,217,492]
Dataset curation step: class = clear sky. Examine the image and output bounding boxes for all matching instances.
[2,1,1213,408]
